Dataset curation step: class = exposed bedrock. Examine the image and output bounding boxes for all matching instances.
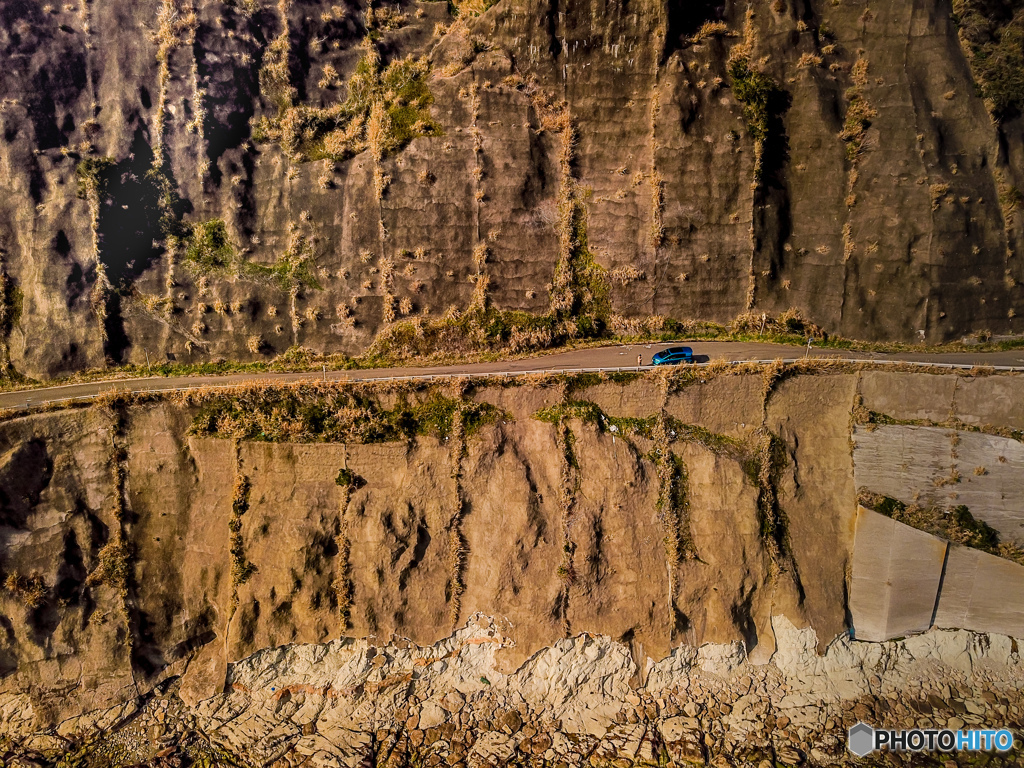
[0,368,1022,764]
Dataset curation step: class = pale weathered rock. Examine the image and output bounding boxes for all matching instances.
[418,702,447,730]
[469,731,515,764]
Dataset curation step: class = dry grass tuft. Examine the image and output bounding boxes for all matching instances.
[3,573,47,608]
[930,182,950,210]
[609,265,646,285]
[839,57,876,160]
[797,52,823,68]
[689,20,729,43]
[472,243,488,273]
[648,171,664,249]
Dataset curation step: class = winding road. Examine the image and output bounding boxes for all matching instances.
[2,340,1024,410]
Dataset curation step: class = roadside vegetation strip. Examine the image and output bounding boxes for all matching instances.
[859,491,1024,567]
[2,313,1023,397]
[3,357,1024,414]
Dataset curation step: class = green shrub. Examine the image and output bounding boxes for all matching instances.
[534,398,656,439]
[954,0,1024,119]
[75,156,116,199]
[949,504,1000,550]
[230,474,256,595]
[862,492,1013,559]
[237,232,321,291]
[414,392,460,437]
[875,495,907,518]
[335,468,360,487]
[188,384,503,443]
[728,57,782,144]
[184,220,235,274]
[253,41,441,162]
[183,220,321,292]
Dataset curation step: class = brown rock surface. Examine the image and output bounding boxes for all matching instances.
[767,374,858,649]
[0,367,1021,754]
[1,0,1023,379]
[672,442,770,651]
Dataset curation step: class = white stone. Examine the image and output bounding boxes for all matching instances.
[418,701,447,729]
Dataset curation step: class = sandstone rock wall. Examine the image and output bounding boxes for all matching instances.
[0,368,1022,764]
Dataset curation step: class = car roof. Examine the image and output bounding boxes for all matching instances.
[660,346,692,354]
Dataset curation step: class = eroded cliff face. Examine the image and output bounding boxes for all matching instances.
[0,367,1023,766]
[0,0,1023,379]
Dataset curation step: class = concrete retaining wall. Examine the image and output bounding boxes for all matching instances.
[852,424,1024,546]
[850,507,1024,641]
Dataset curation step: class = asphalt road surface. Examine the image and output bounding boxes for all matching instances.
[2,340,1024,410]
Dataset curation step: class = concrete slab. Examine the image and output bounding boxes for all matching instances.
[850,507,947,641]
[885,523,948,638]
[931,545,976,631]
[853,424,1024,546]
[934,547,1024,639]
[955,376,1024,432]
[849,510,897,642]
[858,371,957,423]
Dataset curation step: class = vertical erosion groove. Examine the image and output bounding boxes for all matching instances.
[468,83,490,319]
[554,419,578,638]
[754,426,791,578]
[0,258,18,375]
[653,404,696,641]
[187,38,209,183]
[229,443,256,607]
[550,116,577,318]
[839,55,876,318]
[755,361,795,579]
[652,416,679,614]
[86,405,133,651]
[334,465,357,627]
[446,398,468,628]
[81,160,110,352]
[647,92,665,273]
[154,0,198,169]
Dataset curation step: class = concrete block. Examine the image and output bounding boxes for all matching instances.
[850,507,947,641]
[934,547,1024,639]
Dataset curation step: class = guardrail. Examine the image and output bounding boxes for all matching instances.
[7,356,1024,411]
[308,358,1024,383]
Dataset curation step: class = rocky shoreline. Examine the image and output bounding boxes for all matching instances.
[4,616,1022,767]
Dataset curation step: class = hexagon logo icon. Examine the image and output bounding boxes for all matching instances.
[848,721,875,757]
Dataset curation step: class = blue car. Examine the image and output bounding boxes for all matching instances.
[651,346,694,366]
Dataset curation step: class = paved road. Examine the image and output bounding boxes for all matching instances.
[2,340,1024,410]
